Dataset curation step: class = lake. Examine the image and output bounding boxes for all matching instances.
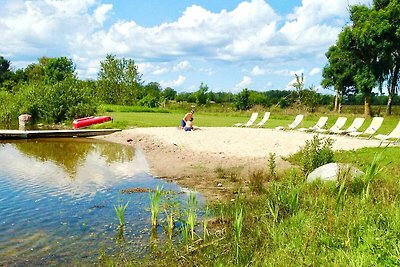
[0,138,200,265]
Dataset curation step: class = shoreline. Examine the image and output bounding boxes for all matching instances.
[93,127,383,201]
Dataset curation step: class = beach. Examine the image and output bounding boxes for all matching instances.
[94,127,383,201]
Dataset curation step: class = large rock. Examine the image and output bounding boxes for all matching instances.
[307,163,364,182]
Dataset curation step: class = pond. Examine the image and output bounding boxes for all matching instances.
[0,138,202,265]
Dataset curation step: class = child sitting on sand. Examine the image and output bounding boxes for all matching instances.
[184,118,194,131]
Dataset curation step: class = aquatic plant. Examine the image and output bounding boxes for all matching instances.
[186,191,198,240]
[234,204,243,265]
[114,197,129,226]
[149,185,163,228]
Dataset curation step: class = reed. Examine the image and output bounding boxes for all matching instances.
[149,185,163,228]
[164,207,174,240]
[114,197,129,226]
[181,222,189,252]
[268,152,277,179]
[234,204,243,265]
[186,191,198,240]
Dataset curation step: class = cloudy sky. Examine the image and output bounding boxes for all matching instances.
[0,0,371,93]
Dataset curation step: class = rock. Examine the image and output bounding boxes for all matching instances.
[307,163,364,183]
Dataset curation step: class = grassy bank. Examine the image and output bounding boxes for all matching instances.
[98,144,400,266]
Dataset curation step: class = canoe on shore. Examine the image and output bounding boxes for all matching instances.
[72,116,112,129]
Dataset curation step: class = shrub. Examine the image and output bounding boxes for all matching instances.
[299,135,334,175]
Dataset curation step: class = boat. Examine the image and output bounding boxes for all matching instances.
[72,116,112,129]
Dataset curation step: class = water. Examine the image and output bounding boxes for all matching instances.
[0,138,199,265]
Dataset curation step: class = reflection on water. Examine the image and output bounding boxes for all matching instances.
[0,138,191,265]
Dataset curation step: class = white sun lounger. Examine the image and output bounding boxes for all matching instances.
[348,117,384,138]
[331,117,365,134]
[297,116,328,132]
[374,120,400,143]
[275,114,304,130]
[256,112,271,127]
[315,117,347,133]
[234,112,258,127]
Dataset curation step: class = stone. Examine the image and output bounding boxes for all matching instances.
[307,163,364,183]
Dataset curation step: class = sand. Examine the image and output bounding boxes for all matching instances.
[93,127,383,201]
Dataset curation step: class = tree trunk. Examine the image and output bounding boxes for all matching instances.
[364,93,372,117]
[333,92,339,112]
[386,94,393,116]
[386,65,399,116]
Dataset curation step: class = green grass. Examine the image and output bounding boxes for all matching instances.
[98,144,400,266]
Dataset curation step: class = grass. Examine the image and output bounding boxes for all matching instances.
[149,185,163,228]
[114,196,129,227]
[98,143,400,266]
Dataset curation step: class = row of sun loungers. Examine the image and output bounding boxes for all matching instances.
[233,112,400,143]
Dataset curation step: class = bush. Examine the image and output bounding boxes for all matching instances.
[299,135,334,175]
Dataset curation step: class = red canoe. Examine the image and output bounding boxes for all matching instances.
[72,116,112,129]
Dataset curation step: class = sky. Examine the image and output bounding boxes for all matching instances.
[0,0,372,94]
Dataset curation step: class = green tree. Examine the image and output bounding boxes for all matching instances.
[43,57,75,84]
[97,54,142,105]
[235,88,251,110]
[162,87,177,100]
[194,82,208,105]
[322,45,356,113]
[0,56,12,86]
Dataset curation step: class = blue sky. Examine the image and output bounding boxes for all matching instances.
[0,0,371,94]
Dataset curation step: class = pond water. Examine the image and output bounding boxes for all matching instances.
[0,138,200,265]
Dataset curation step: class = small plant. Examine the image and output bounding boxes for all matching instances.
[149,185,163,228]
[186,191,198,240]
[268,152,277,179]
[234,204,243,265]
[300,135,334,175]
[114,196,129,227]
[181,222,189,252]
[249,169,265,194]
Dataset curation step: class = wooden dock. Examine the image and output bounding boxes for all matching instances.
[0,129,121,140]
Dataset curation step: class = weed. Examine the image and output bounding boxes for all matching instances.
[203,206,210,241]
[268,152,277,179]
[299,135,334,175]
[249,169,265,194]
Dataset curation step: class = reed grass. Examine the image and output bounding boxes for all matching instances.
[186,191,198,240]
[149,185,163,228]
[114,197,129,226]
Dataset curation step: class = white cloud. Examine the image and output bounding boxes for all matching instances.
[161,75,186,88]
[173,60,190,71]
[236,76,252,89]
[309,67,321,76]
[251,66,266,76]
[274,68,304,77]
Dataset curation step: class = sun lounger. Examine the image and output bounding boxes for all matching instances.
[374,120,400,143]
[297,116,328,132]
[275,114,304,130]
[331,117,365,134]
[234,112,258,127]
[255,112,270,127]
[348,117,384,138]
[315,117,347,133]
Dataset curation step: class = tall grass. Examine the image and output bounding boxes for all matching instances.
[362,153,383,201]
[186,191,198,240]
[234,204,243,265]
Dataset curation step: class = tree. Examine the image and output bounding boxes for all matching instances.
[194,82,208,105]
[234,88,251,110]
[0,56,12,85]
[97,54,142,105]
[162,87,177,100]
[371,0,400,115]
[43,57,75,84]
[322,45,356,113]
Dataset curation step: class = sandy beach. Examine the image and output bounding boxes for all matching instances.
[94,127,383,201]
